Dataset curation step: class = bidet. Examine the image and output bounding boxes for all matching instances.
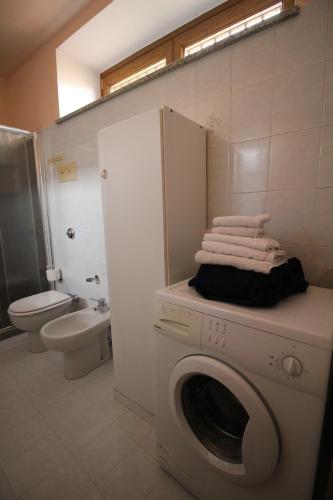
[41,308,110,379]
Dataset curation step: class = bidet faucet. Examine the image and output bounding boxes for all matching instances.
[90,297,109,313]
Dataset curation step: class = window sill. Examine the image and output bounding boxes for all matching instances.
[56,5,299,125]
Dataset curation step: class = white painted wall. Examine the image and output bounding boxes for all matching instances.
[56,49,100,117]
[58,0,224,72]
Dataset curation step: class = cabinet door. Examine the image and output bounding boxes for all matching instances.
[98,108,166,415]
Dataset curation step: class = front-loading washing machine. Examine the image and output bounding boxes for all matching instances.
[153,281,333,500]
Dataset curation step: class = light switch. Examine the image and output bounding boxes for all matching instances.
[58,161,78,182]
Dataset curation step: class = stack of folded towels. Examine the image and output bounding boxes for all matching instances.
[189,214,308,307]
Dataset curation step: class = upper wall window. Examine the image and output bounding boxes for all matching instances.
[100,0,293,97]
[183,3,282,56]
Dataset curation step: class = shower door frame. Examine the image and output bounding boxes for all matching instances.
[0,124,54,340]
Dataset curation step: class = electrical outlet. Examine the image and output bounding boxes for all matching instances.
[58,161,78,182]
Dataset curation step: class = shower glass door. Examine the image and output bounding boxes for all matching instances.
[0,126,48,333]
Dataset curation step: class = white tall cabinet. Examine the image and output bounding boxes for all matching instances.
[98,106,206,419]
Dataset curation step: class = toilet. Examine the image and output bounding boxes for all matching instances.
[41,308,110,379]
[8,291,72,353]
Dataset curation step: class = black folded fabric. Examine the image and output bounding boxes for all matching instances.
[188,257,308,307]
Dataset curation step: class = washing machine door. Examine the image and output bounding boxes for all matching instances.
[170,355,280,485]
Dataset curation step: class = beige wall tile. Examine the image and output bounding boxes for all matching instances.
[231,29,274,90]
[207,194,228,227]
[175,104,197,121]
[275,0,328,75]
[231,79,273,142]
[229,137,270,193]
[228,192,268,216]
[272,63,325,135]
[309,246,333,287]
[314,188,333,245]
[197,49,231,102]
[318,125,333,187]
[207,145,229,196]
[269,128,321,190]
[323,58,333,125]
[197,95,230,148]
[267,189,316,244]
[279,244,312,282]
[135,78,167,114]
[166,64,196,109]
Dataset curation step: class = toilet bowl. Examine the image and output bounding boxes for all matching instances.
[41,308,110,379]
[8,291,72,353]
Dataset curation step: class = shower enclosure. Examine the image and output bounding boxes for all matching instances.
[0,125,49,337]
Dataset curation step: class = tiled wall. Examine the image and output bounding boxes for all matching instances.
[42,0,333,297]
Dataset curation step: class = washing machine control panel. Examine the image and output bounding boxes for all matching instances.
[200,313,331,398]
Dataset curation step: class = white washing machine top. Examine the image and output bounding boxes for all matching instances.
[8,290,71,316]
[156,281,333,350]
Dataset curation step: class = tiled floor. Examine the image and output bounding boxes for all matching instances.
[0,333,195,500]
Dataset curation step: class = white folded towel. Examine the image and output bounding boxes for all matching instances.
[212,214,270,228]
[195,250,286,274]
[203,233,280,251]
[202,240,286,263]
[212,226,264,237]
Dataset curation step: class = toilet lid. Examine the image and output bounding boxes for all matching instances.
[9,291,71,314]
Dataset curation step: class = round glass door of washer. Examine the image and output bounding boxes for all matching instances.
[170,355,280,485]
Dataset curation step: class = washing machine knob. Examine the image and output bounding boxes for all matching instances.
[282,356,302,376]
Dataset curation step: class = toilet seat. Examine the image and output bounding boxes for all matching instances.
[8,291,71,317]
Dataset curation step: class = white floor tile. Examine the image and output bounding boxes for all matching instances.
[0,413,52,464]
[0,333,27,352]
[54,405,114,454]
[28,374,76,409]
[146,472,195,500]
[3,433,70,497]
[0,341,187,500]
[20,457,93,500]
[0,466,16,500]
[98,446,162,500]
[39,389,94,427]
[92,395,128,421]
[77,374,124,421]
[139,430,159,461]
[0,386,37,432]
[115,410,153,443]
[81,486,106,500]
[74,424,136,482]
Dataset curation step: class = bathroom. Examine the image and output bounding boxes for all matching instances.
[0,0,333,498]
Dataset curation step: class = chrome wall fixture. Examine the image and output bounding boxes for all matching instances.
[66,227,75,239]
[86,275,101,284]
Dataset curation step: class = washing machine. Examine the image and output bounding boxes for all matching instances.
[153,281,333,500]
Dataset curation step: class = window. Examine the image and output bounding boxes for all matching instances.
[184,3,282,57]
[100,0,294,97]
[109,59,166,94]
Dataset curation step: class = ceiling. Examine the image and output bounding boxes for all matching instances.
[0,0,93,78]
[58,0,224,73]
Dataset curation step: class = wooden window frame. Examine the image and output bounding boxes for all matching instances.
[100,0,294,97]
